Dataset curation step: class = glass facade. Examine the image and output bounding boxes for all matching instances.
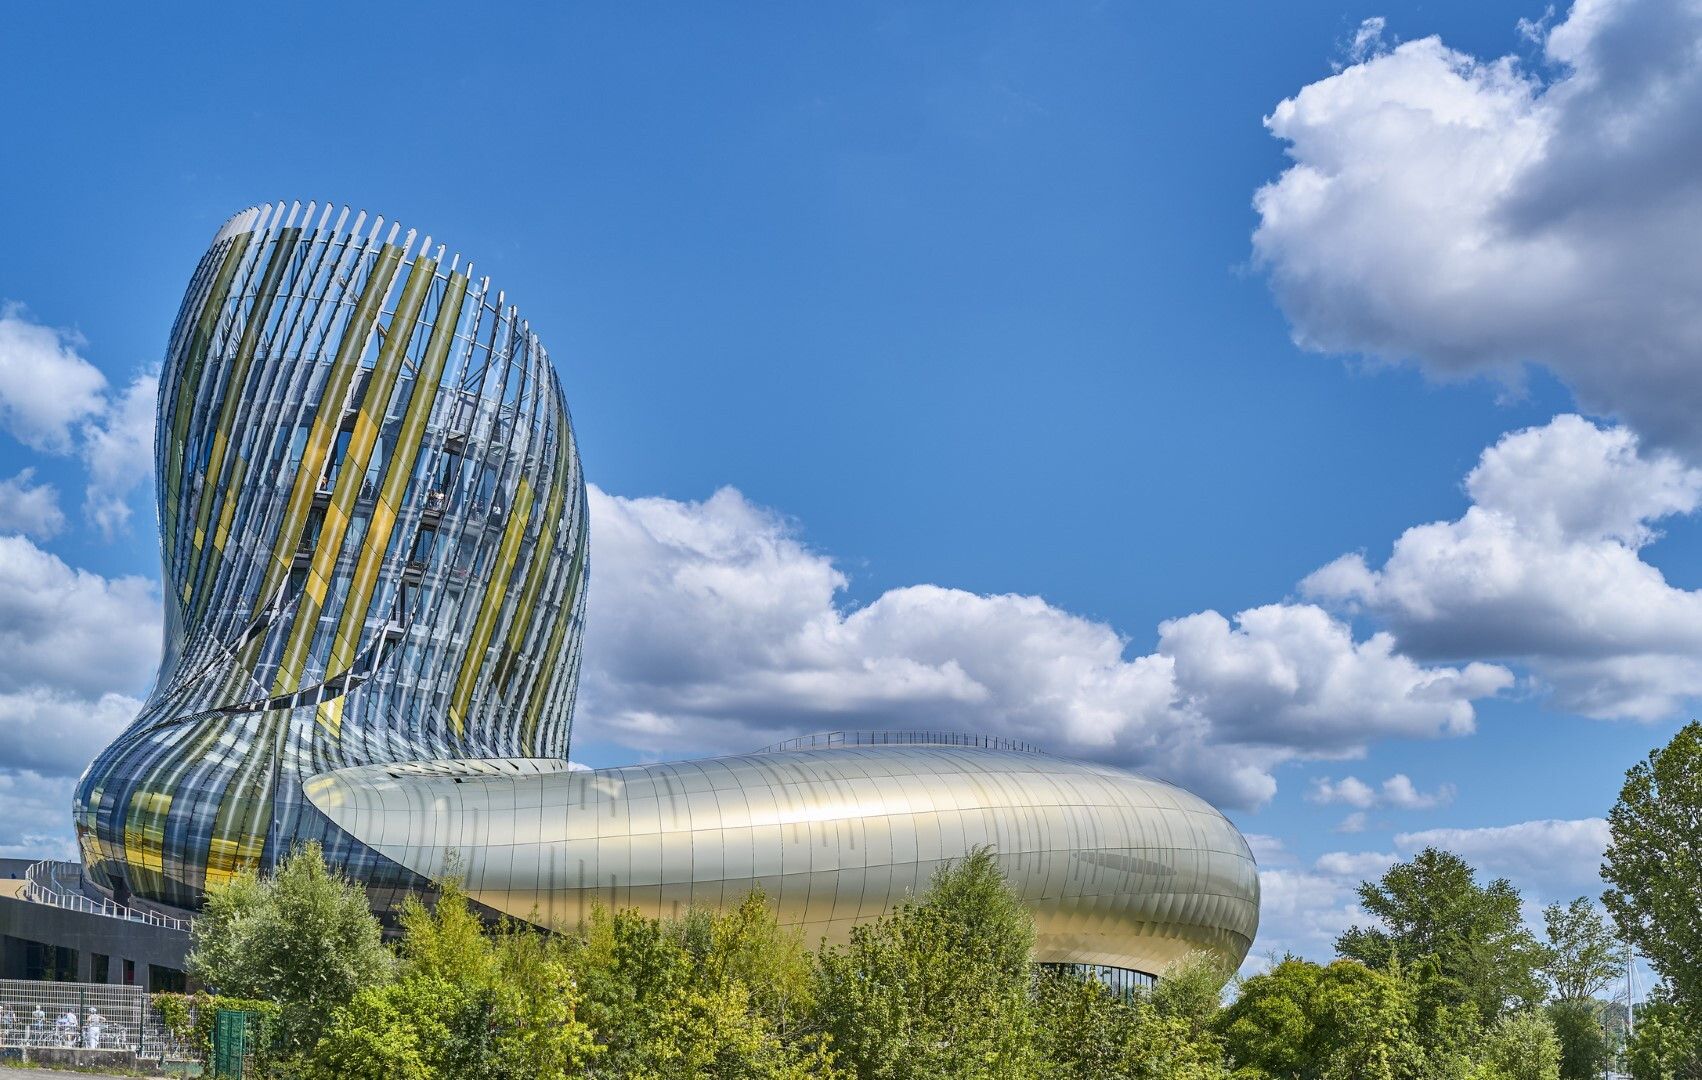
[74,202,587,910]
[73,202,1260,977]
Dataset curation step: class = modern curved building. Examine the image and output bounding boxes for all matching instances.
[73,202,1259,980]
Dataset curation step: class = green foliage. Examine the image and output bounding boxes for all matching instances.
[150,991,280,1066]
[184,842,392,1058]
[1477,1010,1561,1080]
[1151,952,1234,1040]
[1546,999,1609,1080]
[1215,958,1428,1080]
[1541,898,1623,1003]
[185,833,1702,1079]
[305,975,459,1080]
[1337,848,1545,1024]
[1626,987,1702,1080]
[814,848,1037,1080]
[563,891,837,1078]
[305,878,596,1080]
[1603,720,1702,1024]
[1031,967,1227,1080]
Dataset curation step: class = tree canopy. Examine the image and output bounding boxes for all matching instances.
[1336,847,1545,1023]
[1540,898,1622,1004]
[1603,719,1702,1022]
[177,815,1702,1079]
[185,841,393,1056]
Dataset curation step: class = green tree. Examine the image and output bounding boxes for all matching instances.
[185,841,392,1057]
[1542,898,1623,1003]
[306,975,459,1080]
[1546,1000,1609,1080]
[1031,968,1226,1080]
[814,848,1037,1080]
[1625,984,1702,1080]
[565,895,837,1079]
[1150,952,1233,1041]
[1478,1010,1561,1080]
[1337,848,1545,1023]
[306,879,596,1080]
[1603,721,1702,1021]
[1215,958,1427,1080]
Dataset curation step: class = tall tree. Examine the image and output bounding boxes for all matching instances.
[1602,720,1702,1020]
[1624,984,1702,1080]
[1546,1000,1609,1080]
[1214,957,1427,1080]
[1031,968,1227,1080]
[814,848,1037,1080]
[565,896,837,1079]
[309,879,597,1079]
[186,841,393,1056]
[1541,898,1623,1003]
[1336,848,1545,1022]
[1478,1010,1562,1080]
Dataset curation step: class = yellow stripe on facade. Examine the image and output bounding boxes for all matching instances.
[203,833,266,888]
[212,456,246,551]
[253,242,403,613]
[495,425,572,692]
[448,476,535,737]
[187,229,298,588]
[315,696,344,738]
[321,272,468,690]
[522,526,586,752]
[123,790,172,876]
[271,254,435,695]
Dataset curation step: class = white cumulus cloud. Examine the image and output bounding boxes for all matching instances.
[0,770,83,860]
[1255,0,1702,451]
[1305,415,1702,719]
[0,304,108,453]
[1394,818,1611,899]
[0,305,156,538]
[0,535,160,705]
[0,535,159,857]
[578,485,1510,809]
[0,468,66,540]
[81,373,158,538]
[1309,773,1456,811]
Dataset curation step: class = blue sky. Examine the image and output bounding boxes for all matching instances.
[3,0,1699,968]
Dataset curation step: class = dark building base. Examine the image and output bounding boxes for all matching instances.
[0,894,188,992]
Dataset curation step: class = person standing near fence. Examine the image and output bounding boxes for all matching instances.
[84,1006,103,1049]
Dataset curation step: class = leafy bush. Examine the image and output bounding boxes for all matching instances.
[150,990,280,1067]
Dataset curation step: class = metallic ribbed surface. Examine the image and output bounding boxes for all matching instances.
[74,203,588,909]
[305,746,1260,974]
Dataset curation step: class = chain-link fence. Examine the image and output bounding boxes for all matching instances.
[0,977,190,1059]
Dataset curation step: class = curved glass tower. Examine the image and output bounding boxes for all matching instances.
[74,203,1260,978]
[75,203,588,911]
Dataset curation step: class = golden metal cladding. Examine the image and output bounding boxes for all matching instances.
[305,744,1260,975]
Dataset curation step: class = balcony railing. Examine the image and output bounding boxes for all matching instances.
[22,861,191,933]
[756,730,1044,755]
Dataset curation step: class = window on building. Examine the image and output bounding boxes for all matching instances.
[148,966,187,993]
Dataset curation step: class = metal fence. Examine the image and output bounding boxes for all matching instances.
[22,860,194,932]
[0,977,189,1059]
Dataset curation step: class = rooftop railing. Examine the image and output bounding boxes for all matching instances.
[756,730,1045,755]
[21,861,191,933]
